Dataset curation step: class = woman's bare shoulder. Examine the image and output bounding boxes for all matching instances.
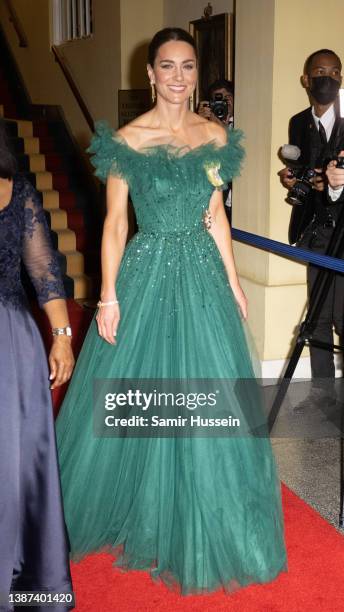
[187,112,227,145]
[117,111,155,149]
[205,120,227,145]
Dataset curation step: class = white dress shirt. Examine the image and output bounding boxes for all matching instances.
[312,104,343,201]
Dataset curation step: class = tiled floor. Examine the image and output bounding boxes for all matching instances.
[269,379,344,532]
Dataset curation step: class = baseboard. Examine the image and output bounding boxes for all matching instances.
[261,355,343,380]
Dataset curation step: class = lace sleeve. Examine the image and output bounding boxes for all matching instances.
[22,180,66,307]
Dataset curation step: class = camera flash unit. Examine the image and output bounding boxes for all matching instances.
[339,88,344,118]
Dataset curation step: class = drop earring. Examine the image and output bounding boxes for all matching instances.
[151,82,156,104]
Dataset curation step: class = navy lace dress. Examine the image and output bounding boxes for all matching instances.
[0,175,73,611]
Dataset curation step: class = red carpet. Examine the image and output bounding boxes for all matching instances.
[70,485,344,611]
[30,303,344,608]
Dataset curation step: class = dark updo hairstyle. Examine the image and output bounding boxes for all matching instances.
[148,27,197,67]
[0,119,17,179]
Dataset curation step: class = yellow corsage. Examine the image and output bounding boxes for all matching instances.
[204,162,225,189]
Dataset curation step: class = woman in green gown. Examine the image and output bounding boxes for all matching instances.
[56,27,287,595]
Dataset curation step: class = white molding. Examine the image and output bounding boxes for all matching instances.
[261,355,343,380]
[51,0,63,45]
[51,0,92,44]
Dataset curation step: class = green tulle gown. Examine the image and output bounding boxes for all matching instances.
[56,121,287,595]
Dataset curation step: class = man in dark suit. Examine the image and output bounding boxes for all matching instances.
[280,49,344,410]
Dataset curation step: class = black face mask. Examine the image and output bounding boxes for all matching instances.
[309,76,341,105]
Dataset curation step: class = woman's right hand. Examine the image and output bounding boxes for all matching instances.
[96,303,120,345]
[231,282,248,321]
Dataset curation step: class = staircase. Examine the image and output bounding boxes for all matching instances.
[0,46,101,300]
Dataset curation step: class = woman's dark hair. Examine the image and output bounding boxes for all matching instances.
[148,27,197,67]
[0,119,17,179]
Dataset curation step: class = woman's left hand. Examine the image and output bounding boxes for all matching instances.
[231,283,248,320]
[49,337,75,389]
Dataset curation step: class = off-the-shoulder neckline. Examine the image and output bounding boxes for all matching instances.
[110,127,231,159]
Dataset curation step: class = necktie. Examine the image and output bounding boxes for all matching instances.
[318,121,327,145]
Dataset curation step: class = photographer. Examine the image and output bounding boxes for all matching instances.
[198,79,234,127]
[198,79,234,221]
[279,49,344,411]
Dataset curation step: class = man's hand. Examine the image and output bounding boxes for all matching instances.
[311,168,325,192]
[278,167,297,190]
[198,101,225,126]
[198,101,212,120]
[326,151,344,189]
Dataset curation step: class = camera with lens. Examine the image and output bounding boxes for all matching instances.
[286,167,323,206]
[209,93,228,121]
[336,156,344,169]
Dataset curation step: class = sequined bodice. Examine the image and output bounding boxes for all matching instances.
[0,175,65,308]
[87,121,244,236]
[118,144,216,235]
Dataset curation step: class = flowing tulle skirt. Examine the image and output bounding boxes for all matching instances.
[56,229,287,595]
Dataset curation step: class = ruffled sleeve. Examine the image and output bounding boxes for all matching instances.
[203,128,245,189]
[219,128,245,182]
[86,120,132,184]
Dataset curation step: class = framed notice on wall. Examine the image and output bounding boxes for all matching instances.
[118,89,151,127]
[189,13,233,111]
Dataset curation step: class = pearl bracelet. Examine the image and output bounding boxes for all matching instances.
[97,299,119,308]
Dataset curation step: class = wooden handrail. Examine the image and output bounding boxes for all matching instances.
[4,0,28,47]
[52,45,94,132]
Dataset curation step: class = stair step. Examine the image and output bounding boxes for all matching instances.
[72,274,92,299]
[35,171,53,190]
[29,154,46,172]
[46,207,67,230]
[23,137,40,154]
[42,189,60,209]
[55,228,76,251]
[16,120,33,138]
[0,58,99,300]
[64,250,85,276]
